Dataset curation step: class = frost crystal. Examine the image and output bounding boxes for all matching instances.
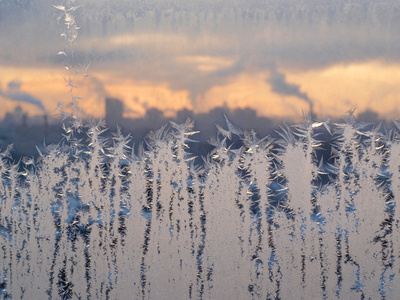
[0,118,399,299]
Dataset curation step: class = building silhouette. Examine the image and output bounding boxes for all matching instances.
[105,97,124,129]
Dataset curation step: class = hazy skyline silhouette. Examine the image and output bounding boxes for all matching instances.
[1,1,400,121]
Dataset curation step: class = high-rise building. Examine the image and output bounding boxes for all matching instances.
[105,97,123,128]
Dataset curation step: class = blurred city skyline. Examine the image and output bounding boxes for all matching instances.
[1,0,400,122]
[0,96,383,160]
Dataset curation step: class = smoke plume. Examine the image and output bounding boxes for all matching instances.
[0,80,46,112]
[267,64,314,116]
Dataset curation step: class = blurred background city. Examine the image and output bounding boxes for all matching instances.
[0,0,399,158]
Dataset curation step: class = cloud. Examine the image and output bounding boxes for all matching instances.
[267,63,313,115]
[0,80,46,112]
[1,0,400,119]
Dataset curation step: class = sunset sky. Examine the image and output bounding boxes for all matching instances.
[1,0,400,122]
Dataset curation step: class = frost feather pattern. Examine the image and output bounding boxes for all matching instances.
[0,118,398,299]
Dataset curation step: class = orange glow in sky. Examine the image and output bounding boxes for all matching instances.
[1,60,400,122]
[2,1,400,125]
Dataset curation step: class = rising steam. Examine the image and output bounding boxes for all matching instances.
[0,80,46,112]
[267,64,314,117]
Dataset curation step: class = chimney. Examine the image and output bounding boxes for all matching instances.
[105,97,124,129]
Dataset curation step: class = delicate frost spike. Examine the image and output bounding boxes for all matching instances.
[223,114,243,136]
[3,118,400,298]
[392,119,400,133]
[312,120,332,135]
[242,129,270,152]
[215,122,232,140]
[275,123,296,147]
[53,4,67,11]
[1,143,13,159]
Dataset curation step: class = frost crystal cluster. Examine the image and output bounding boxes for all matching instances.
[0,118,399,299]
